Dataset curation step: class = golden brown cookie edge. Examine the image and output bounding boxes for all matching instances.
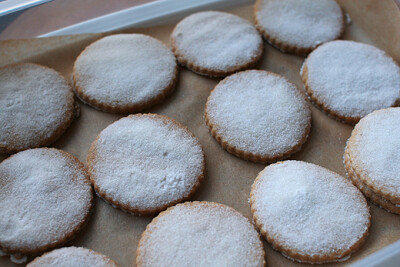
[0,148,94,256]
[72,35,178,114]
[135,201,266,267]
[170,14,264,78]
[204,70,311,164]
[344,120,400,206]
[0,63,76,154]
[253,0,345,57]
[249,162,370,264]
[87,114,205,216]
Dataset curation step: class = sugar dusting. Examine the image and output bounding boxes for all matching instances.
[305,40,400,118]
[73,34,176,107]
[0,63,73,152]
[137,202,264,267]
[255,0,343,48]
[206,70,310,157]
[90,115,204,211]
[350,108,400,196]
[251,161,370,257]
[0,149,92,252]
[27,247,116,266]
[172,11,262,71]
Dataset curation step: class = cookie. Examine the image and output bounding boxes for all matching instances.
[345,156,400,215]
[301,40,400,124]
[254,0,344,56]
[250,160,370,264]
[136,201,265,266]
[205,70,311,163]
[0,148,93,263]
[344,108,400,212]
[0,63,76,154]
[73,34,177,114]
[171,11,263,77]
[87,114,205,215]
[27,247,118,267]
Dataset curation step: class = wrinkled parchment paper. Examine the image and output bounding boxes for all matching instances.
[1,0,400,266]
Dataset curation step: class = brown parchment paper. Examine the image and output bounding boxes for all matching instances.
[1,1,400,266]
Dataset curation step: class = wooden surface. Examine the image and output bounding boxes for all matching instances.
[0,0,155,40]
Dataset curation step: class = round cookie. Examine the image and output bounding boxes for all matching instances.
[136,201,265,267]
[87,114,205,215]
[73,34,177,114]
[254,0,344,56]
[345,153,400,215]
[0,148,93,260]
[301,40,400,124]
[27,247,118,267]
[250,161,370,264]
[0,63,76,154]
[205,70,311,163]
[171,11,263,77]
[344,108,400,207]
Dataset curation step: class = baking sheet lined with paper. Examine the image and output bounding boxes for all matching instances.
[1,0,400,266]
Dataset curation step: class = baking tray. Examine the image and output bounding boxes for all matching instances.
[0,0,53,17]
[1,0,400,266]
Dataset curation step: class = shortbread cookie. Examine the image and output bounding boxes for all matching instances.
[0,63,76,154]
[0,148,93,259]
[28,247,118,267]
[345,153,400,215]
[205,70,311,163]
[344,108,400,208]
[302,40,400,124]
[136,201,265,266]
[254,0,344,56]
[250,161,370,263]
[73,34,177,113]
[87,114,205,215]
[171,11,263,77]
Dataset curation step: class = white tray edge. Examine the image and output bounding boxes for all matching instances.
[0,0,52,16]
[39,0,254,37]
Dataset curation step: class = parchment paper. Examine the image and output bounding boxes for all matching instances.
[1,1,400,266]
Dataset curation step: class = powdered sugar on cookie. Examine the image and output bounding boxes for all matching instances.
[303,41,400,120]
[88,114,204,214]
[0,63,74,153]
[255,0,343,49]
[0,149,92,254]
[347,108,400,198]
[73,34,177,112]
[28,247,117,266]
[205,70,310,160]
[171,11,262,75]
[345,156,400,214]
[250,161,370,263]
[137,202,265,267]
